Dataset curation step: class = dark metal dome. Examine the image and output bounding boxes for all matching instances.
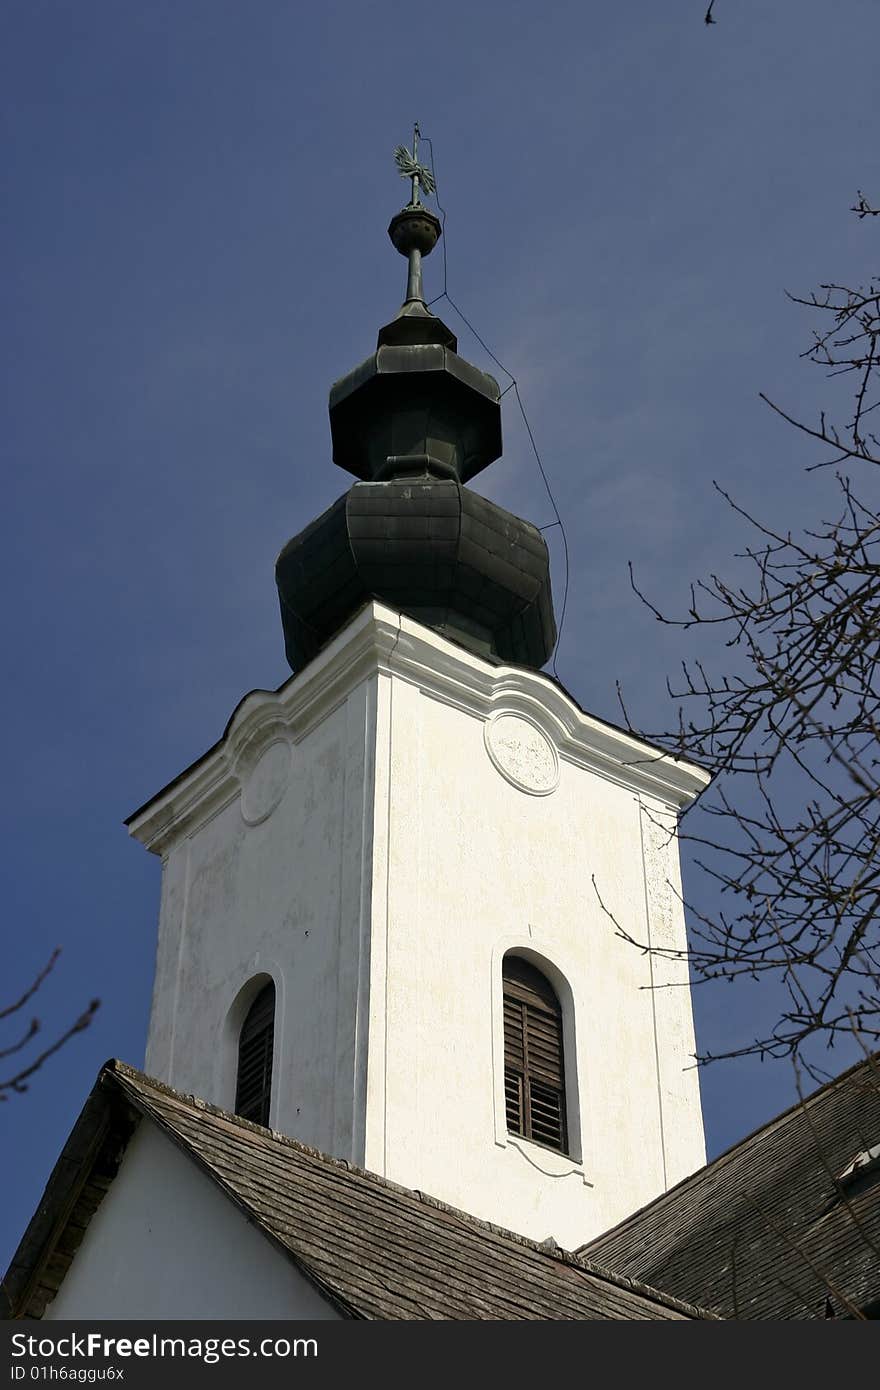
[275,137,557,672]
[276,476,556,669]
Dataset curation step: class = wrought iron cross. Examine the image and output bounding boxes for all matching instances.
[394,123,435,207]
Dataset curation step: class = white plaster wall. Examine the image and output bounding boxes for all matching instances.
[135,604,705,1252]
[143,677,375,1160]
[363,657,705,1247]
[638,799,706,1189]
[45,1124,341,1320]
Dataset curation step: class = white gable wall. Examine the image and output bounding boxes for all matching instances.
[45,1123,341,1321]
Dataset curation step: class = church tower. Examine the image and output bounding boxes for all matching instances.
[128,141,708,1248]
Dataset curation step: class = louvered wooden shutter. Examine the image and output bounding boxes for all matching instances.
[502,957,567,1152]
[235,982,275,1126]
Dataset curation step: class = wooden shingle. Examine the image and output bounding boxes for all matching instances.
[3,1061,712,1322]
[582,1055,880,1320]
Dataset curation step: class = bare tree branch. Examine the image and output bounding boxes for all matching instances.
[618,197,880,1066]
[0,950,100,1101]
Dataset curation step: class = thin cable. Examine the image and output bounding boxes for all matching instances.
[511,380,570,682]
[419,136,448,297]
[419,133,571,682]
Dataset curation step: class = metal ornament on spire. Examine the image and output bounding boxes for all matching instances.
[393,123,436,208]
[389,124,442,306]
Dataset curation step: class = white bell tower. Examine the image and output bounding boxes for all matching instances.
[129,144,708,1248]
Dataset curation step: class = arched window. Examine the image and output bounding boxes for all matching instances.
[502,955,567,1152]
[235,981,275,1126]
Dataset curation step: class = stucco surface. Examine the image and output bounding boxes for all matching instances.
[367,668,705,1244]
[132,603,707,1247]
[45,1124,340,1320]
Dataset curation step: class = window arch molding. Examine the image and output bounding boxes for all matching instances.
[490,940,587,1176]
[216,963,285,1127]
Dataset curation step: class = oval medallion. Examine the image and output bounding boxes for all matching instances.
[240,739,292,826]
[484,713,559,796]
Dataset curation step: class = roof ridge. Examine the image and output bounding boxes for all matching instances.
[578,1050,880,1255]
[106,1060,713,1316]
[572,1254,720,1319]
[107,1062,579,1246]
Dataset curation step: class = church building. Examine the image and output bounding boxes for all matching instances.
[4,148,879,1322]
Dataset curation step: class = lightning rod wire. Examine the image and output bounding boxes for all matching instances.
[418,133,571,684]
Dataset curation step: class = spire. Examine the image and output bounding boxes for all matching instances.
[390,124,440,307]
[275,139,557,673]
[381,127,453,348]
[329,128,496,481]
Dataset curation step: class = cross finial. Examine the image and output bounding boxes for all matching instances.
[394,123,436,208]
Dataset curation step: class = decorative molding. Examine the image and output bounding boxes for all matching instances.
[238,737,292,827]
[128,602,710,855]
[489,933,591,1186]
[484,711,559,795]
[383,614,709,806]
[505,1135,593,1184]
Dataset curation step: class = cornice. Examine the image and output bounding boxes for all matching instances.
[127,602,710,855]
[382,609,710,806]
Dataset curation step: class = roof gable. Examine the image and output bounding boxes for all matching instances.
[43,1122,342,1321]
[4,1062,709,1322]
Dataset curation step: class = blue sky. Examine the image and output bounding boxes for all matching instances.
[2,0,878,1267]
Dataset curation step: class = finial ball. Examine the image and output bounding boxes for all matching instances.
[388,206,442,259]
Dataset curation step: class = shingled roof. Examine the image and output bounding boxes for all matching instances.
[581,1054,880,1320]
[3,1062,713,1321]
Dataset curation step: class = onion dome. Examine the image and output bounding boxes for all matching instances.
[276,131,556,671]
